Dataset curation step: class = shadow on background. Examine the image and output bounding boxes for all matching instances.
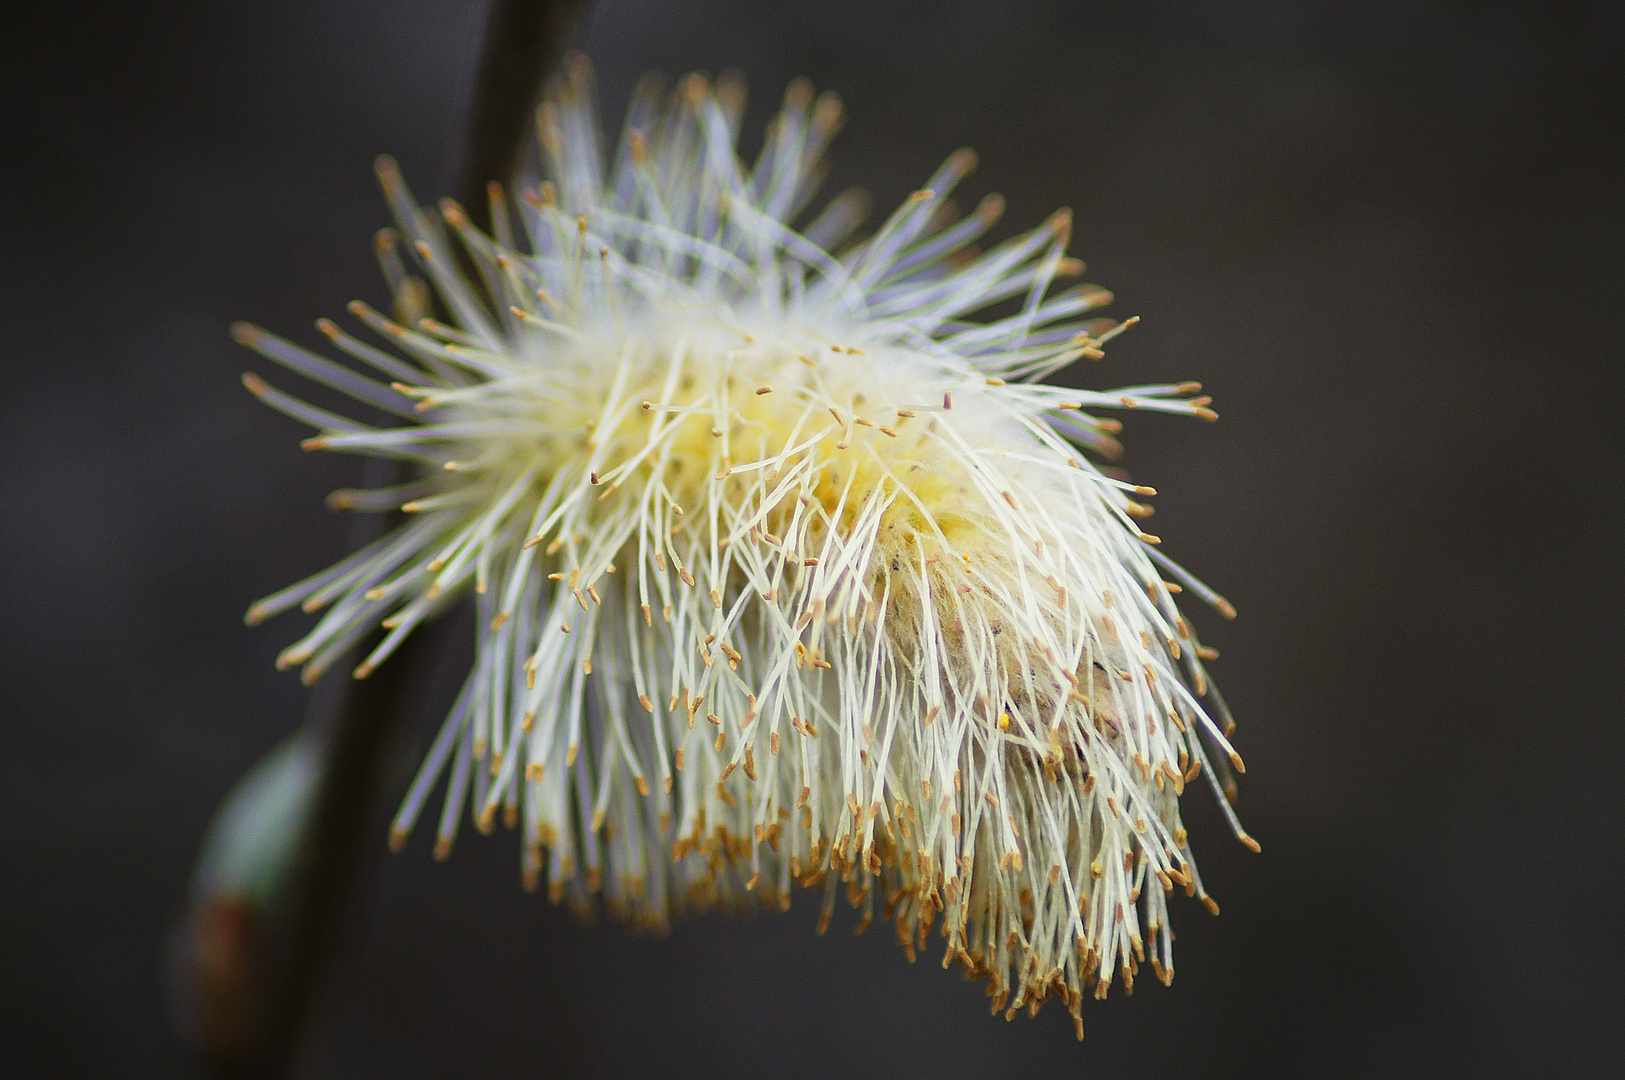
[2,1,1621,1076]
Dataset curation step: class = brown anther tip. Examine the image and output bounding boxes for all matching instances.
[784,76,813,109]
[438,198,467,226]
[240,371,267,395]
[346,299,369,317]
[1134,485,1157,496]
[388,829,407,853]
[1216,597,1237,619]
[564,49,593,80]
[372,228,397,252]
[947,146,979,174]
[300,436,328,451]
[1193,406,1220,421]
[1138,533,1162,545]
[675,72,712,106]
[374,154,401,184]
[813,90,845,131]
[1228,751,1247,774]
[755,385,773,395]
[352,661,375,680]
[228,321,259,346]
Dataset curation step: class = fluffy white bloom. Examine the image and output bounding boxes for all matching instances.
[237,59,1252,1033]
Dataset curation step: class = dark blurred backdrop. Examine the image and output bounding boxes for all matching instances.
[3,1,1622,1077]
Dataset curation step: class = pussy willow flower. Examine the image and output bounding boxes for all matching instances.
[236,58,1253,1034]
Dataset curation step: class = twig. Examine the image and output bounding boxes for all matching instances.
[179,3,588,1075]
[456,0,589,231]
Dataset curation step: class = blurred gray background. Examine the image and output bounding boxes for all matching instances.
[3,1,1621,1076]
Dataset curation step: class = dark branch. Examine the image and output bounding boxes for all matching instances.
[180,4,589,1076]
[455,0,589,230]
